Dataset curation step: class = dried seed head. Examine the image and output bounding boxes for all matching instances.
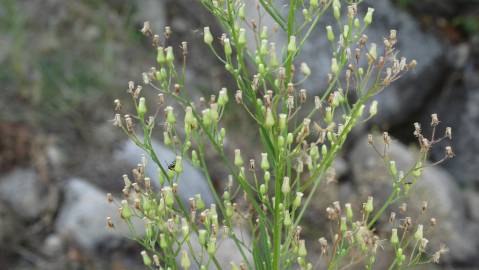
[389,211,396,223]
[445,127,452,139]
[431,113,439,127]
[140,21,152,36]
[383,131,391,145]
[106,193,113,203]
[235,90,243,104]
[299,89,307,103]
[399,203,407,214]
[422,201,428,212]
[368,134,373,144]
[445,146,455,158]
[413,122,421,137]
[430,218,437,227]
[106,217,114,228]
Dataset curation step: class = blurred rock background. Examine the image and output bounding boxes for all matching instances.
[0,0,478,269]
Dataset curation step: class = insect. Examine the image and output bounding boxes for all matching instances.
[167,160,176,170]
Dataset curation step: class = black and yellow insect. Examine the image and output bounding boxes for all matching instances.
[167,160,176,170]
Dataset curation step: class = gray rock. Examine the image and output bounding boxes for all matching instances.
[349,134,478,262]
[0,201,21,247]
[115,140,214,207]
[0,168,49,219]
[55,178,142,250]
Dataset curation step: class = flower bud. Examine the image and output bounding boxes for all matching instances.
[287,133,294,145]
[120,200,132,220]
[264,171,271,183]
[293,192,303,208]
[331,58,339,74]
[282,176,291,194]
[310,0,318,9]
[364,8,374,25]
[218,88,229,106]
[224,38,232,56]
[138,97,147,118]
[165,46,174,64]
[157,47,165,64]
[141,251,152,266]
[288,36,296,53]
[199,229,207,245]
[265,108,275,128]
[175,156,183,173]
[238,28,246,47]
[207,237,216,255]
[414,224,423,241]
[284,210,292,226]
[326,25,335,42]
[181,250,191,269]
[234,149,244,167]
[369,100,378,117]
[300,62,311,77]
[389,161,398,178]
[204,27,213,45]
[365,196,374,214]
[165,106,176,125]
[391,228,399,245]
[261,153,270,171]
[298,240,307,257]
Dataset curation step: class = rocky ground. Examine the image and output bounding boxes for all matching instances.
[1,0,478,269]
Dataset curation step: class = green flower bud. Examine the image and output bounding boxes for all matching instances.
[279,114,288,131]
[175,156,183,173]
[284,210,292,226]
[260,26,268,40]
[287,133,294,145]
[414,224,423,241]
[160,233,167,249]
[321,144,328,156]
[181,250,191,269]
[210,104,219,123]
[369,43,377,61]
[354,18,361,28]
[345,203,353,221]
[278,135,285,148]
[298,240,307,257]
[163,131,172,146]
[326,25,335,42]
[120,200,132,220]
[166,106,176,125]
[300,62,311,77]
[207,237,216,255]
[293,192,303,208]
[310,145,319,161]
[333,6,340,20]
[340,216,347,232]
[234,149,244,167]
[310,0,318,9]
[218,88,229,107]
[238,28,246,47]
[389,160,398,179]
[260,184,267,195]
[331,57,339,74]
[141,251,152,266]
[165,46,174,64]
[204,27,213,45]
[325,107,333,124]
[238,4,245,20]
[261,153,270,171]
[198,229,207,246]
[364,8,374,25]
[282,176,291,194]
[260,39,268,56]
[369,100,378,117]
[265,108,275,128]
[202,109,211,127]
[164,187,175,207]
[391,228,399,245]
[264,171,271,183]
[365,196,374,214]
[231,262,240,270]
[195,194,205,210]
[224,38,232,56]
[157,47,165,64]
[343,25,350,39]
[358,67,364,76]
[138,97,147,118]
[269,42,279,67]
[287,36,296,53]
